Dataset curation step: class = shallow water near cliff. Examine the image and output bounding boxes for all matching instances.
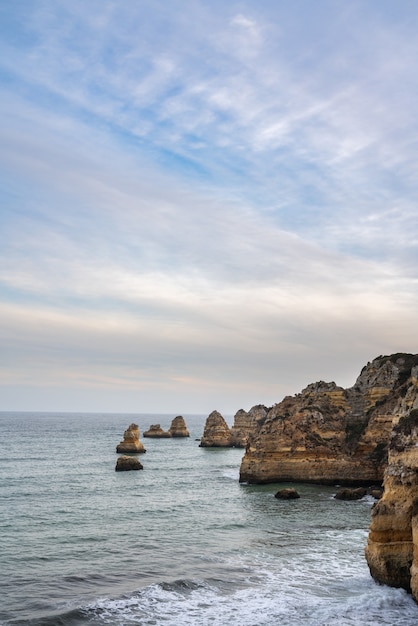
[1,412,417,626]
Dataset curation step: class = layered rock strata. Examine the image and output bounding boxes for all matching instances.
[169,416,190,438]
[116,423,146,453]
[230,405,268,447]
[365,407,418,598]
[143,424,171,438]
[240,354,418,485]
[199,410,232,447]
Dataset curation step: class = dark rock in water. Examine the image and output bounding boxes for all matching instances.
[116,423,146,453]
[168,415,190,438]
[115,456,143,471]
[143,424,171,438]
[274,488,300,499]
[334,487,367,500]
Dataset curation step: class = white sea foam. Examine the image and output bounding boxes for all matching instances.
[1,412,417,626]
[222,467,240,480]
[86,571,418,626]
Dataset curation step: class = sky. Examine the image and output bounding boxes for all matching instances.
[1,0,418,415]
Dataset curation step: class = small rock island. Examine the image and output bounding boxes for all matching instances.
[143,424,171,438]
[169,415,190,437]
[115,455,144,471]
[199,410,232,447]
[199,406,267,448]
[116,423,146,453]
[239,354,418,486]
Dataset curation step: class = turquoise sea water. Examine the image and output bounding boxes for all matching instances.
[1,411,417,625]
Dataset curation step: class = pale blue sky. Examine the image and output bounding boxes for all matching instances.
[1,1,417,413]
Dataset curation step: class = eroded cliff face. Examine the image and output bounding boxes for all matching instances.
[116,423,146,453]
[199,410,231,447]
[240,354,418,485]
[230,405,268,447]
[365,405,418,598]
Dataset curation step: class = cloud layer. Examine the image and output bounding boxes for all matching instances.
[1,0,417,412]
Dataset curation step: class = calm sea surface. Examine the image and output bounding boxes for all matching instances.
[1,412,417,625]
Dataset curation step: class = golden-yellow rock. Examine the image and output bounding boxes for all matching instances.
[365,407,418,598]
[143,424,171,438]
[199,410,231,447]
[240,354,418,485]
[168,416,190,438]
[116,423,146,453]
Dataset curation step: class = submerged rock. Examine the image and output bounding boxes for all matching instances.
[199,410,231,447]
[334,487,367,500]
[115,456,143,471]
[143,424,171,438]
[274,488,300,500]
[168,416,190,438]
[116,423,146,453]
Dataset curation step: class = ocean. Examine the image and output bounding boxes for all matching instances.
[1,411,417,625]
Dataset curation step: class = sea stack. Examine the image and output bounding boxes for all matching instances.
[230,405,268,447]
[168,415,190,438]
[116,423,146,453]
[199,410,231,447]
[143,424,171,438]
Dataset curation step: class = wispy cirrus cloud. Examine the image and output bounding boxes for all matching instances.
[1,0,418,411]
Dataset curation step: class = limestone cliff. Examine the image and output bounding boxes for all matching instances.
[365,405,418,599]
[230,405,268,447]
[168,416,190,438]
[200,410,231,447]
[143,424,171,438]
[116,423,146,453]
[240,353,418,485]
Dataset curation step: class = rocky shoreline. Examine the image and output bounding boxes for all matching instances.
[365,408,418,598]
[239,354,418,485]
[115,354,418,602]
[199,352,418,603]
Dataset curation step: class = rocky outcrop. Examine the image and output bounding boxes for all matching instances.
[115,455,144,471]
[199,410,231,447]
[334,487,367,500]
[143,424,171,438]
[275,488,300,499]
[116,423,146,453]
[365,408,418,598]
[240,353,418,485]
[230,405,268,447]
[168,416,190,438]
